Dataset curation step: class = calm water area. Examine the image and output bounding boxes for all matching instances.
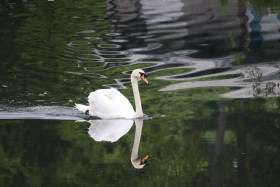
[1,0,280,186]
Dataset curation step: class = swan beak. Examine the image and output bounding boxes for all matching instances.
[140,154,149,165]
[141,75,149,84]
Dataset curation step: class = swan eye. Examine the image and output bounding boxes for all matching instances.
[139,72,147,78]
[139,72,148,84]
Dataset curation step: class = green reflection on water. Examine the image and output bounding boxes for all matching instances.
[1,0,280,186]
[1,101,280,186]
[0,0,109,106]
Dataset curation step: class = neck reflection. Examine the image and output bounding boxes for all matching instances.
[87,118,148,169]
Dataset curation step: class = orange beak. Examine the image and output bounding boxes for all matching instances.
[140,154,149,164]
[141,75,149,84]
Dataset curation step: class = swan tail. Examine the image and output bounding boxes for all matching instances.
[75,103,94,116]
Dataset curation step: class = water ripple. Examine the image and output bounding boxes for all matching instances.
[160,62,280,98]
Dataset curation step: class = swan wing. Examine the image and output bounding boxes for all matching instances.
[88,88,135,119]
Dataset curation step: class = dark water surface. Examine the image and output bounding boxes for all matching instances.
[1,0,280,186]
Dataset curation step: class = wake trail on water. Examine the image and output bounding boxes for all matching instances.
[0,105,165,120]
[0,106,84,120]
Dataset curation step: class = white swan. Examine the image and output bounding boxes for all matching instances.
[75,69,148,119]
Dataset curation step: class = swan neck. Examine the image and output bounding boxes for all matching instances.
[131,77,143,118]
[131,119,143,169]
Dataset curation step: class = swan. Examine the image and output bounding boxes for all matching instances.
[75,69,148,119]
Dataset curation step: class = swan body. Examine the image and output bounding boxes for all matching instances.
[89,88,135,119]
[75,69,148,119]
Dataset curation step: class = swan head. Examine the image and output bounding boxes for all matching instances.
[132,154,149,169]
[131,69,149,84]
[140,154,149,165]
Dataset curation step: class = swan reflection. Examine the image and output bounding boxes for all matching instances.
[87,118,148,169]
[88,119,133,142]
[131,119,148,169]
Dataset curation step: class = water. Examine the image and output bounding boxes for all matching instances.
[1,0,280,186]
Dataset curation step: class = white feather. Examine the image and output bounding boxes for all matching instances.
[75,104,89,113]
[88,88,135,119]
